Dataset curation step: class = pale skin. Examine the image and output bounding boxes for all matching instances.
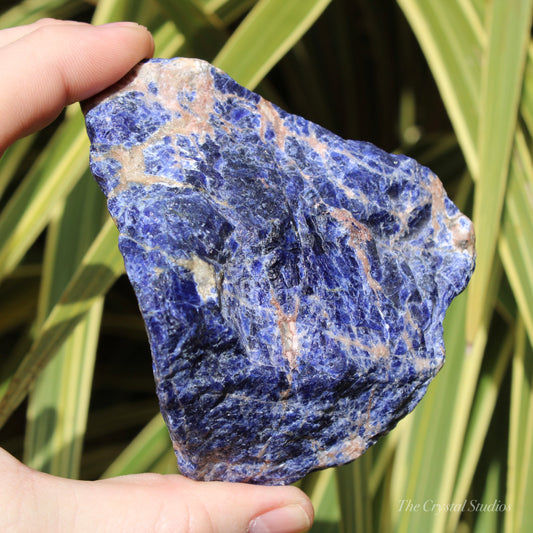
[0,19,314,533]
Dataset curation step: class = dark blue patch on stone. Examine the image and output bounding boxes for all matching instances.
[85,91,171,148]
[83,57,475,485]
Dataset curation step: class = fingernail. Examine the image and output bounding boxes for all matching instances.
[100,21,148,31]
[248,504,312,533]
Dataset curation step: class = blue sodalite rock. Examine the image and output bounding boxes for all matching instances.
[84,58,475,485]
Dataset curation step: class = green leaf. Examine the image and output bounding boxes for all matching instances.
[396,0,484,175]
[24,173,107,478]
[472,457,505,533]
[336,454,373,533]
[202,0,257,25]
[0,217,124,429]
[0,134,35,202]
[100,413,175,478]
[214,0,332,89]
[90,0,152,25]
[24,301,103,478]
[521,48,533,136]
[0,267,39,335]
[0,0,85,27]
[154,0,226,60]
[301,469,340,533]
[466,0,533,341]
[152,20,186,58]
[448,326,513,532]
[0,110,88,282]
[499,131,533,347]
[506,320,533,533]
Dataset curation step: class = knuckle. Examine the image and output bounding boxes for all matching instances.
[31,18,61,28]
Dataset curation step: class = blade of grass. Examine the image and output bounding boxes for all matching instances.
[396,0,484,176]
[277,39,333,135]
[24,300,103,477]
[33,176,106,322]
[90,0,151,25]
[100,413,173,478]
[471,458,505,533]
[506,320,533,533]
[336,452,373,533]
[0,270,39,335]
[448,326,513,531]
[24,172,106,477]
[214,0,332,89]
[469,0,486,21]
[368,428,400,499]
[499,130,533,347]
[302,469,340,532]
[154,0,225,60]
[87,401,160,441]
[0,109,88,282]
[153,20,186,58]
[150,447,182,475]
[0,0,85,27]
[0,134,35,202]
[201,0,256,25]
[521,46,533,136]
[466,0,533,342]
[0,217,124,428]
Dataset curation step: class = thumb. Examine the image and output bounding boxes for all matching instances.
[0,18,154,154]
[1,448,314,532]
[91,474,314,533]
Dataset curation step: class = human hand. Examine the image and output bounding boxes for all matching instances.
[0,18,314,532]
[0,448,313,532]
[0,17,155,154]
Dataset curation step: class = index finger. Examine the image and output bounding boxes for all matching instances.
[0,18,85,48]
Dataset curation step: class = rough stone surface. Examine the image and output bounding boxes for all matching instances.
[83,58,475,485]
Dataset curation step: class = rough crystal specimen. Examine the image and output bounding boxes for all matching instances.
[83,58,475,485]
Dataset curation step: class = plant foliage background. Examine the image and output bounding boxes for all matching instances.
[1,0,532,531]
